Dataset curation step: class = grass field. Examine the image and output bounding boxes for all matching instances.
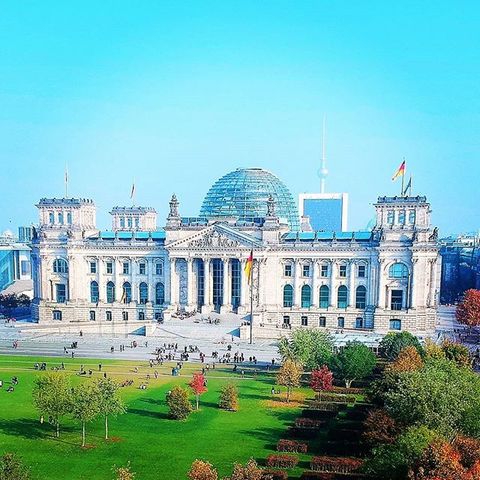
[0,355,305,480]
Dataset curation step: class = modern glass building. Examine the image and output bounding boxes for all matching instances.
[200,168,300,230]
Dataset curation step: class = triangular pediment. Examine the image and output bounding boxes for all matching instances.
[167,224,264,251]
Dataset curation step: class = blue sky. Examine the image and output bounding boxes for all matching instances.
[1,1,479,235]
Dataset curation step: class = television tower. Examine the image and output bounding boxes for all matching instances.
[319,115,328,193]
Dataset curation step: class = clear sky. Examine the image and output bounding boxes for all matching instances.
[1,1,479,235]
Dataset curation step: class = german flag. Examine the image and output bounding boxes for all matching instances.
[244,250,253,284]
[392,160,406,181]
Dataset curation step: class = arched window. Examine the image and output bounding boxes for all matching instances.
[337,285,348,308]
[355,285,367,309]
[319,285,329,308]
[389,263,409,279]
[301,285,311,308]
[155,282,165,305]
[67,212,72,225]
[90,281,99,303]
[139,282,148,304]
[53,258,68,273]
[49,212,55,224]
[283,284,293,308]
[106,281,115,303]
[122,282,132,304]
[58,212,64,225]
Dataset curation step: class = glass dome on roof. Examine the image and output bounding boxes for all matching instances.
[200,168,300,230]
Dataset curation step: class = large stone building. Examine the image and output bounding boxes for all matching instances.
[31,168,441,336]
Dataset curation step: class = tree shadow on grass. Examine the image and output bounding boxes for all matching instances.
[0,418,78,445]
[237,426,289,451]
[128,407,169,420]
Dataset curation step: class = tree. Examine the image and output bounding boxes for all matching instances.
[388,346,423,373]
[95,377,126,440]
[379,332,424,361]
[114,463,135,480]
[456,289,480,330]
[384,358,480,438]
[278,329,334,370]
[224,458,263,480]
[187,460,218,480]
[189,372,207,410]
[0,453,31,480]
[218,383,238,411]
[276,359,302,402]
[330,341,376,388]
[32,371,71,438]
[167,386,192,420]
[363,409,400,446]
[424,338,445,360]
[70,382,101,447]
[310,365,333,393]
[441,339,471,368]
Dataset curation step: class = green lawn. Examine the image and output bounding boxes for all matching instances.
[0,355,304,480]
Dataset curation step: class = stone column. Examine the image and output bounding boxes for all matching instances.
[147,258,154,306]
[67,255,75,302]
[115,258,123,304]
[348,261,356,308]
[239,258,247,311]
[378,259,386,309]
[187,258,196,309]
[98,260,105,302]
[203,258,212,311]
[293,259,301,307]
[169,258,177,309]
[329,260,336,307]
[312,260,319,308]
[222,258,231,312]
[131,258,137,303]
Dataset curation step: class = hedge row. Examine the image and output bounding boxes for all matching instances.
[328,428,363,442]
[287,426,318,439]
[277,439,308,453]
[295,417,325,429]
[315,393,356,404]
[300,472,368,480]
[331,386,364,395]
[310,456,363,474]
[302,409,338,419]
[266,454,299,469]
[262,469,289,480]
[308,400,346,411]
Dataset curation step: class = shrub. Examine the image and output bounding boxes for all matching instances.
[307,400,344,412]
[287,426,318,439]
[310,456,363,474]
[188,460,218,480]
[379,331,423,360]
[167,386,192,420]
[277,439,308,453]
[302,409,337,420]
[311,366,334,392]
[295,417,324,429]
[262,469,288,480]
[219,383,238,411]
[316,393,355,404]
[266,454,299,469]
[331,386,364,395]
[226,458,263,480]
[0,453,31,480]
[363,408,400,446]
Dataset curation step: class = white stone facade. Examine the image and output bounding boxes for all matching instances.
[31,194,441,336]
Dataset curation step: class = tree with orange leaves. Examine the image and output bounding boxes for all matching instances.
[456,289,480,330]
[388,346,423,373]
[189,372,207,410]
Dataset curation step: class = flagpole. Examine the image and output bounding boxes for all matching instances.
[401,158,405,196]
[410,174,413,196]
[65,164,69,198]
[249,246,254,345]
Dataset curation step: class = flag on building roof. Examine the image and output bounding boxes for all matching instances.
[392,160,406,181]
[130,182,135,199]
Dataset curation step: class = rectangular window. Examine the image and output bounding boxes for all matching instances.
[120,217,125,228]
[89,310,95,321]
[283,315,290,325]
[320,265,328,277]
[408,210,416,224]
[90,261,97,274]
[155,263,163,276]
[58,213,64,225]
[337,317,345,328]
[355,317,364,328]
[122,311,128,321]
[106,311,112,321]
[358,265,366,278]
[49,212,55,224]
[155,312,163,321]
[56,284,66,303]
[302,265,310,277]
[387,210,395,224]
[127,217,133,228]
[21,260,30,275]
[284,264,292,277]
[319,316,326,327]
[106,262,113,274]
[301,316,308,326]
[135,218,140,228]
[398,210,406,224]
[138,311,145,320]
[139,263,146,275]
[339,265,347,277]
[53,310,62,321]
[123,262,129,275]
[390,319,402,330]
[391,290,403,310]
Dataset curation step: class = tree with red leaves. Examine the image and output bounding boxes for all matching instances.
[189,372,207,410]
[310,365,333,393]
[456,289,480,330]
